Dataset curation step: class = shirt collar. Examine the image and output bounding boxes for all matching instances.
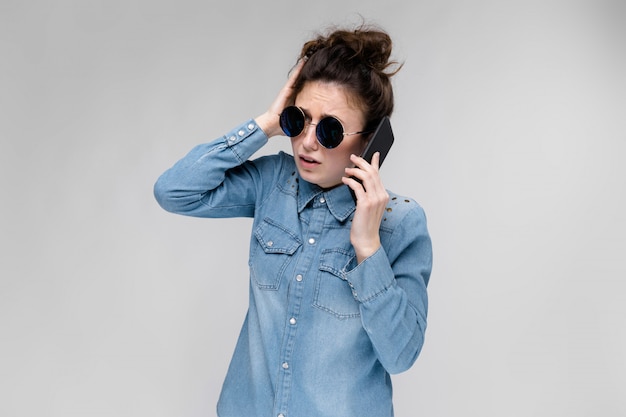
[297,177,356,222]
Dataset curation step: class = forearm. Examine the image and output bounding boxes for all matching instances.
[346,204,432,374]
[153,119,268,217]
[346,247,429,374]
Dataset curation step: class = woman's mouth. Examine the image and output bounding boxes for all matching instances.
[299,155,320,168]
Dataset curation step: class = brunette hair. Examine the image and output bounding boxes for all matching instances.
[294,25,402,131]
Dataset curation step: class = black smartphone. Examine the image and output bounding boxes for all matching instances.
[360,116,394,166]
[350,116,395,201]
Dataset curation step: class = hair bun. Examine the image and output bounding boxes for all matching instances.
[301,25,401,77]
[295,23,401,124]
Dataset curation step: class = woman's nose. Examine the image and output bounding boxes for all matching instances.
[301,123,319,150]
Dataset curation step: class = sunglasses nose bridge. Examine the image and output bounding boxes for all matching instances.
[300,121,320,149]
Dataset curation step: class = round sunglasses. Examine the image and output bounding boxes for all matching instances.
[279,106,371,149]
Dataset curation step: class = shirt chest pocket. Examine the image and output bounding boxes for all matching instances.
[250,218,302,290]
[313,248,360,319]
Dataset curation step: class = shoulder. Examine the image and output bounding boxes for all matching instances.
[380,190,428,239]
[247,152,298,203]
[380,191,432,276]
[250,151,295,171]
[245,151,295,180]
[381,191,428,230]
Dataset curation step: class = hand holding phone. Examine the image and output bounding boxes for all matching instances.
[349,117,395,201]
[359,116,394,166]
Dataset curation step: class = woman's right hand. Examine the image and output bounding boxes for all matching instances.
[255,59,305,138]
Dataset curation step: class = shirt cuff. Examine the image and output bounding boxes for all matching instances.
[223,119,268,163]
[345,247,394,303]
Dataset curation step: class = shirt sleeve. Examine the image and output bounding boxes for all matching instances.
[344,203,432,374]
[153,119,277,218]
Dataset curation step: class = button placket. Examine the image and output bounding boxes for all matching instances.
[275,200,327,415]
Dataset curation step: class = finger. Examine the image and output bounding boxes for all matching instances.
[280,64,301,98]
[343,163,367,183]
[349,154,370,171]
[344,167,381,198]
[346,155,385,195]
[342,175,366,199]
[270,60,306,114]
[283,60,305,94]
[350,153,382,173]
[370,151,381,170]
[288,59,305,82]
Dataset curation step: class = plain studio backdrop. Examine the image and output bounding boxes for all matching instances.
[1,0,624,416]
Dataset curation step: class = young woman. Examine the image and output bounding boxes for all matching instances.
[154,25,433,417]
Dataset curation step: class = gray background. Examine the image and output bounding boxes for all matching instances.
[1,0,625,416]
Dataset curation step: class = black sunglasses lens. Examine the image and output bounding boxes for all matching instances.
[316,117,344,149]
[279,106,305,137]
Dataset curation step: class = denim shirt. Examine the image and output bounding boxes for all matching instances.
[154,120,433,417]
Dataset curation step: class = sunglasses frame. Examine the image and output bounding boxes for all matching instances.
[279,106,371,149]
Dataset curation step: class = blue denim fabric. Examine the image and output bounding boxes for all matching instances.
[154,120,433,417]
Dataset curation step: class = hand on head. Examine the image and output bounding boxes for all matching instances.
[255,59,305,138]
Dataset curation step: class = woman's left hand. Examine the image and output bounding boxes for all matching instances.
[342,152,389,264]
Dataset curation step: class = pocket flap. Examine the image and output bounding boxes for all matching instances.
[254,217,302,255]
[319,248,356,279]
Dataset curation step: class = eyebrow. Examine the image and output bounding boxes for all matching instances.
[298,106,342,123]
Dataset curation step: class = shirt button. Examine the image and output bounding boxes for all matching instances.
[228,135,236,142]
[319,197,326,204]
[296,274,303,282]
[238,129,245,136]
[282,362,289,369]
[278,414,285,417]
[308,237,315,245]
[267,240,273,247]
[289,317,297,325]
[247,123,255,130]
